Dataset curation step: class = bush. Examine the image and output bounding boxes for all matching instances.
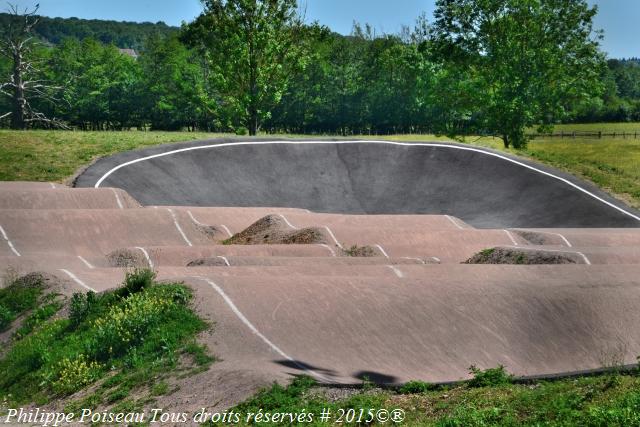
[69,292,96,328]
[399,380,433,394]
[92,291,174,359]
[235,126,248,136]
[468,365,513,388]
[118,269,155,298]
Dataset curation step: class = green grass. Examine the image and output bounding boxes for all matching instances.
[1,125,639,209]
[0,130,228,182]
[552,123,640,133]
[0,273,48,332]
[214,368,640,426]
[0,269,212,407]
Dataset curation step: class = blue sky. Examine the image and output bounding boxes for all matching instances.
[6,0,638,58]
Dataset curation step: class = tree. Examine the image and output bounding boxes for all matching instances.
[182,0,308,135]
[432,0,605,148]
[0,3,65,129]
[140,33,214,131]
[48,38,142,130]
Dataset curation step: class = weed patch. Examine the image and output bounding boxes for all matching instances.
[342,245,377,257]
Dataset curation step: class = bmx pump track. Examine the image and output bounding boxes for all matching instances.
[2,138,640,407]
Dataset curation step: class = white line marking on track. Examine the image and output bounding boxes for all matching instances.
[323,226,343,249]
[187,210,206,226]
[220,224,233,237]
[111,189,124,209]
[94,140,640,223]
[217,255,231,266]
[278,213,299,230]
[318,243,336,257]
[77,255,94,269]
[135,247,154,269]
[166,208,193,246]
[387,265,404,278]
[193,276,331,382]
[375,244,390,258]
[445,215,464,230]
[577,252,592,265]
[59,269,96,292]
[556,233,573,247]
[0,225,20,256]
[504,229,519,246]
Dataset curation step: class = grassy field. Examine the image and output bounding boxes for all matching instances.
[1,126,639,208]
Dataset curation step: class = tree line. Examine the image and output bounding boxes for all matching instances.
[0,12,176,50]
[1,0,639,148]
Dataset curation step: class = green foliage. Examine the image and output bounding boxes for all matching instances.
[236,376,318,413]
[2,6,635,135]
[480,248,495,257]
[51,355,102,395]
[14,300,63,339]
[139,33,214,131]
[432,0,605,148]
[69,291,96,328]
[0,273,46,331]
[182,0,310,135]
[468,365,514,388]
[119,268,155,297]
[0,270,210,405]
[184,342,216,367]
[399,380,433,394]
[0,12,176,50]
[0,305,13,331]
[227,369,640,426]
[150,381,169,396]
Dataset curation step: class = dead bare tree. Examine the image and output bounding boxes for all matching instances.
[0,3,67,129]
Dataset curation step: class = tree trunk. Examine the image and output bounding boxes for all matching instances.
[10,53,26,130]
[502,134,510,149]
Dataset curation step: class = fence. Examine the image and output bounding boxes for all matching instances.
[527,131,640,139]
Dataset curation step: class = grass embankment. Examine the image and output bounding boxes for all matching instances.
[221,368,640,426]
[1,124,639,208]
[0,270,213,413]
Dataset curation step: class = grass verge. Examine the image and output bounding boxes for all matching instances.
[0,269,213,411]
[213,366,640,426]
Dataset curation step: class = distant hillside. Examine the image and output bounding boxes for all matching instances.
[0,13,179,50]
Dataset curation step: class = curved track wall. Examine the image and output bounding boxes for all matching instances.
[75,139,640,228]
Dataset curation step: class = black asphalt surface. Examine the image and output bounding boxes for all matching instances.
[74,138,640,228]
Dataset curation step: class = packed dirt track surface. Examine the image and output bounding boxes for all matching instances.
[74,139,640,228]
[3,139,640,408]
